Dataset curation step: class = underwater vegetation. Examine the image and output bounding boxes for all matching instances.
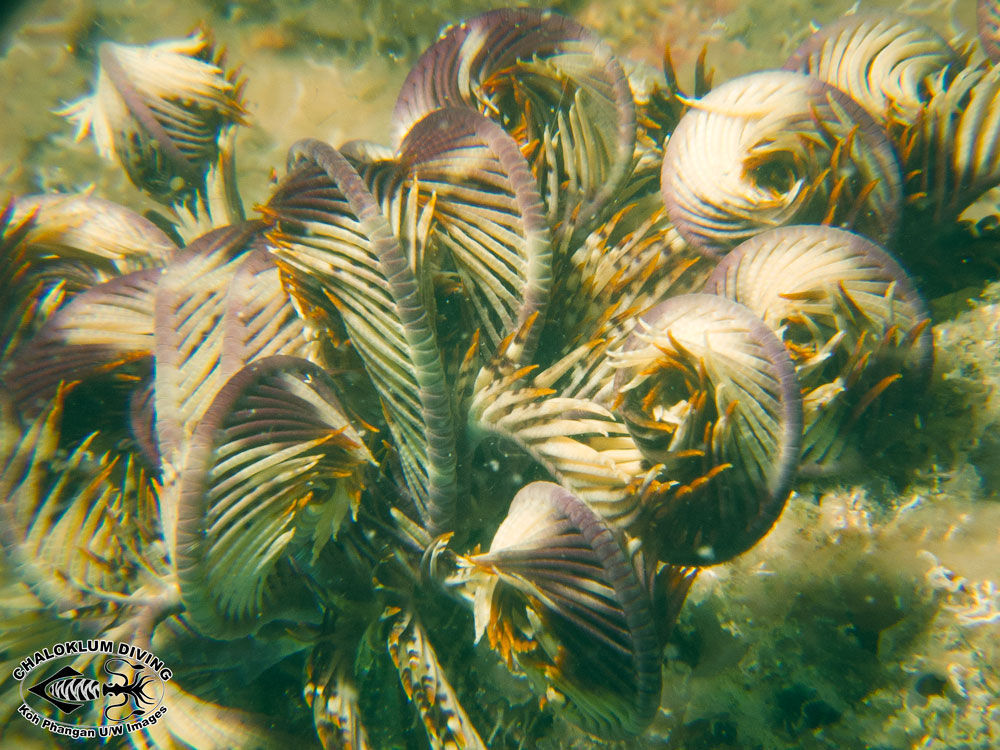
[0,2,998,748]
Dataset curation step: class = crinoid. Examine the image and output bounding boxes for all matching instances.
[1,4,998,749]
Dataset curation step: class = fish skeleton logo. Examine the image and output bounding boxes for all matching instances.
[28,658,159,720]
[14,639,170,740]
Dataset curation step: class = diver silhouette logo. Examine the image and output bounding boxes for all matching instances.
[27,659,160,721]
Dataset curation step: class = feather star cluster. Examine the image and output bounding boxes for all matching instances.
[1,3,999,748]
